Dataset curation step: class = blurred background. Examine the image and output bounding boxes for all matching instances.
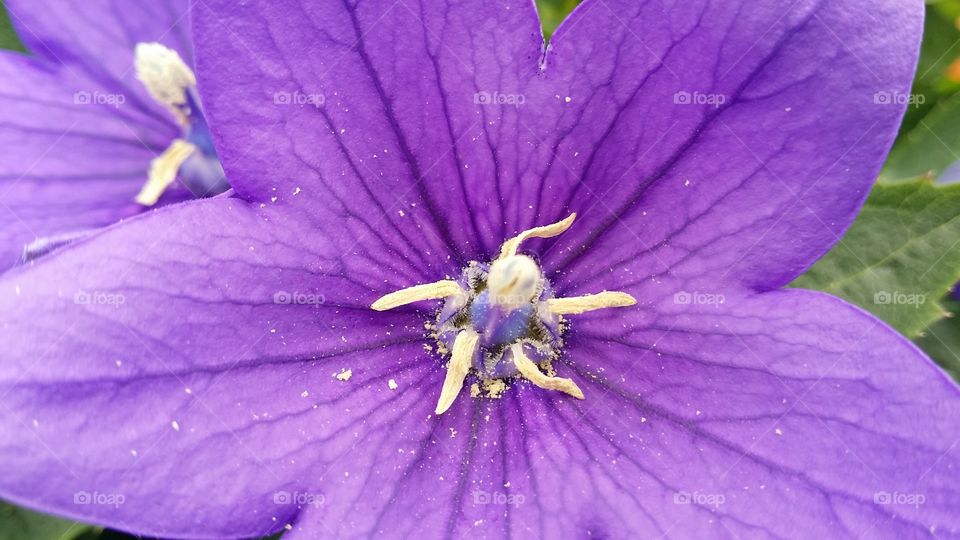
[0,0,958,538]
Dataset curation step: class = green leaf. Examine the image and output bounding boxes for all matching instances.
[0,3,25,52]
[0,500,287,540]
[883,93,960,182]
[914,3,960,91]
[792,179,960,338]
[885,3,960,181]
[0,503,93,540]
[895,3,960,146]
[536,0,580,40]
[928,0,960,22]
[915,296,960,380]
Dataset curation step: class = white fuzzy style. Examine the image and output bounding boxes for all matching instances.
[487,255,542,310]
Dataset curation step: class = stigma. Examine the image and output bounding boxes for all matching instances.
[133,43,229,206]
[371,214,636,414]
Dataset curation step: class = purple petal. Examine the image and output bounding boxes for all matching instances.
[938,159,960,184]
[192,0,544,262]
[0,199,436,537]
[5,1,192,156]
[196,0,919,292]
[0,0,203,270]
[2,202,958,537]
[6,0,194,98]
[284,290,960,538]
[533,0,922,292]
[0,52,181,268]
[557,289,960,537]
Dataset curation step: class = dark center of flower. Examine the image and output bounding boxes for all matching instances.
[371,214,637,414]
[134,43,229,205]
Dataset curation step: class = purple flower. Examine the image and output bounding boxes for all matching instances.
[0,0,229,269]
[940,159,960,184]
[1,0,958,538]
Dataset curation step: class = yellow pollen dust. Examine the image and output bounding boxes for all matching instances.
[370,214,637,414]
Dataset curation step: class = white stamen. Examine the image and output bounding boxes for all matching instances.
[135,139,196,206]
[498,213,576,260]
[135,42,196,116]
[371,280,464,311]
[487,255,541,309]
[132,43,201,205]
[511,344,584,399]
[370,213,636,409]
[546,291,637,315]
[435,330,479,414]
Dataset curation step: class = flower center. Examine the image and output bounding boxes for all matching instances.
[133,43,229,206]
[372,214,636,414]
